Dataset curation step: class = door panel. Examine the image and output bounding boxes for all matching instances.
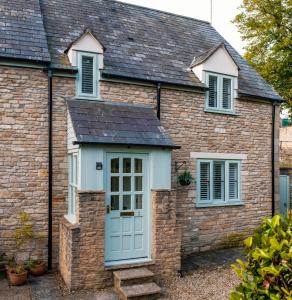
[105,153,149,263]
[280,175,290,216]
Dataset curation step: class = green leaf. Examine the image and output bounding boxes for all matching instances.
[245,236,253,248]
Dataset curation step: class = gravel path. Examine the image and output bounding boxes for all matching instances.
[160,266,240,300]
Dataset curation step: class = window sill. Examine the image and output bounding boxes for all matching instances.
[75,96,100,101]
[196,201,244,208]
[204,108,239,116]
[64,214,77,224]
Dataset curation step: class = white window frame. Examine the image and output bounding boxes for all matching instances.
[196,159,242,207]
[67,153,78,223]
[205,72,235,113]
[76,51,99,100]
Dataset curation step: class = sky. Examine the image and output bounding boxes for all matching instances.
[119,0,245,54]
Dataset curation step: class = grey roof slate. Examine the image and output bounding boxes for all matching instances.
[0,0,282,101]
[67,99,179,149]
[0,0,50,62]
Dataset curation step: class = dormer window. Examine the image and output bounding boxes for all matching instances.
[206,72,234,112]
[65,28,104,100]
[77,52,98,99]
[190,43,239,115]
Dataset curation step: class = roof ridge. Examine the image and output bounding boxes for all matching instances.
[113,0,211,25]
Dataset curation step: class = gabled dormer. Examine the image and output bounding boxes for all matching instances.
[65,29,105,100]
[190,43,239,114]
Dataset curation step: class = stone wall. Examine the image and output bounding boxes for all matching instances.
[100,80,280,255]
[0,66,49,260]
[151,189,181,282]
[0,66,74,266]
[59,189,181,290]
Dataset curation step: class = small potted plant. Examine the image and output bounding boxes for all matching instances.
[178,170,193,186]
[8,262,28,286]
[26,259,46,276]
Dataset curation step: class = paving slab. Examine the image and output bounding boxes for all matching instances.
[181,247,245,275]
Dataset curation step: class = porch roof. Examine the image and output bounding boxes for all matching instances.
[67,100,180,149]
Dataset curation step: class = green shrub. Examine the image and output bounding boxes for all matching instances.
[230,213,292,300]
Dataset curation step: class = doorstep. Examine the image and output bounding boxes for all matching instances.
[104,260,155,271]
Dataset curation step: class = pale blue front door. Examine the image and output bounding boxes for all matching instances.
[105,153,150,263]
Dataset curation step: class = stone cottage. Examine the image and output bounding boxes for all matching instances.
[0,0,282,297]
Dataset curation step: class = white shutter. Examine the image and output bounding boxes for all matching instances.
[200,162,210,201]
[81,55,94,94]
[213,161,225,201]
[229,162,238,199]
[222,77,232,109]
[208,75,218,108]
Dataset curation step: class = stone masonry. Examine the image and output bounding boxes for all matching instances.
[0,66,75,266]
[59,189,181,290]
[1,66,280,272]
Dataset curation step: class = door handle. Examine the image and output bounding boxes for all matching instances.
[106,205,110,214]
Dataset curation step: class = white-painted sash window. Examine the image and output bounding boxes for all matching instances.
[206,72,234,113]
[77,52,98,99]
[197,159,241,207]
[68,153,78,222]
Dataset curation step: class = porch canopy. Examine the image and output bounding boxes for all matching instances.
[67,99,180,149]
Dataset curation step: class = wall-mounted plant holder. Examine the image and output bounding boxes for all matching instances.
[175,161,186,172]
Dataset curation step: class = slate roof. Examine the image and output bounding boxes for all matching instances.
[67,100,179,149]
[0,0,282,101]
[0,0,50,63]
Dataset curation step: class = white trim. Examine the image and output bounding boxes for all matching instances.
[76,51,99,99]
[191,152,247,160]
[64,214,77,224]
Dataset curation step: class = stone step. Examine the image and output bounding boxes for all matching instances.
[118,282,161,300]
[114,268,154,287]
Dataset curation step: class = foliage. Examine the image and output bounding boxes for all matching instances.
[11,263,26,275]
[230,213,292,300]
[177,170,194,184]
[14,212,34,248]
[14,212,45,249]
[233,0,292,112]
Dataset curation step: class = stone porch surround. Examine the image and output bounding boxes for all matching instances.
[59,189,181,290]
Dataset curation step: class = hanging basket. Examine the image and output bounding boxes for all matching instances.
[179,179,191,186]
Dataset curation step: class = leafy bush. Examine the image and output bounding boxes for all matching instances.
[230,213,292,300]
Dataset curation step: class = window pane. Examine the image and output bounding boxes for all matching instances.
[123,176,131,192]
[229,163,238,199]
[213,161,225,201]
[135,159,143,173]
[200,162,210,201]
[111,195,119,211]
[135,194,143,209]
[123,195,131,210]
[81,56,94,94]
[111,176,119,192]
[208,75,218,108]
[73,155,78,185]
[111,158,119,173]
[135,176,143,191]
[123,158,131,173]
[222,78,232,109]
